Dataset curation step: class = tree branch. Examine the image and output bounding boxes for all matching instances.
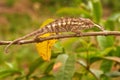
[0,31,120,45]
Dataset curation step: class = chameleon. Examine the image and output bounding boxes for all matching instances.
[4,17,105,53]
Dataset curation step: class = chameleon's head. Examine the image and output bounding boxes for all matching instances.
[79,18,104,31]
[79,18,95,28]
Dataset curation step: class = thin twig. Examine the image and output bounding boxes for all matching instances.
[0,31,120,45]
[77,60,100,80]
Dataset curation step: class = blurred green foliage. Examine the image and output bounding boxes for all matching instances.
[0,0,120,80]
[31,0,82,7]
[6,0,15,7]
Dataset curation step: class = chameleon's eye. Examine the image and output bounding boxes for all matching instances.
[79,18,94,27]
[86,19,94,24]
[85,18,91,22]
[79,18,85,20]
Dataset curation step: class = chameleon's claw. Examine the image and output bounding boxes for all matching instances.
[34,36,45,43]
[72,30,83,36]
[76,33,83,37]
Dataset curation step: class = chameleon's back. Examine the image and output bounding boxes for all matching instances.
[43,17,95,33]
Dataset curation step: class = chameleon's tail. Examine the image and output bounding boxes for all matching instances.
[4,29,45,53]
[4,38,22,53]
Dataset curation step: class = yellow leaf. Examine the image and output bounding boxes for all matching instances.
[36,18,57,61]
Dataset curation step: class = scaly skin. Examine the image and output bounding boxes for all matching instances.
[4,17,105,53]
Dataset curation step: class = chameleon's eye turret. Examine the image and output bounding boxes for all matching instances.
[84,19,94,27]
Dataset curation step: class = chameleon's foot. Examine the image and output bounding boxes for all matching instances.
[35,34,39,39]
[76,32,83,37]
[72,30,83,37]
[50,33,57,36]
[34,37,43,43]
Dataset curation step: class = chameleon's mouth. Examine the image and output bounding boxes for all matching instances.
[94,24,104,31]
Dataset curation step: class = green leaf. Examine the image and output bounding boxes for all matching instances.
[54,41,63,49]
[56,7,91,17]
[100,60,113,72]
[73,72,82,80]
[115,46,120,57]
[28,57,44,76]
[89,0,102,23]
[105,71,120,78]
[77,60,104,79]
[62,38,79,52]
[54,54,76,80]
[108,13,120,21]
[63,54,76,80]
[104,20,115,30]
[15,76,25,80]
[104,13,120,30]
[105,13,120,30]
[77,60,87,67]
[89,57,102,64]
[54,41,64,53]
[90,69,103,79]
[44,61,54,74]
[53,54,68,80]
[97,36,114,50]
[99,47,115,57]
[0,69,21,78]
[89,47,115,64]
[40,75,54,80]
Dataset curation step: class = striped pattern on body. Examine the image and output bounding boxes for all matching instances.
[5,17,104,53]
[43,17,96,33]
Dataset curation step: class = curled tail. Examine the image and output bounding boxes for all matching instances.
[4,29,45,53]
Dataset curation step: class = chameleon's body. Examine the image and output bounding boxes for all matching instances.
[5,17,105,53]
